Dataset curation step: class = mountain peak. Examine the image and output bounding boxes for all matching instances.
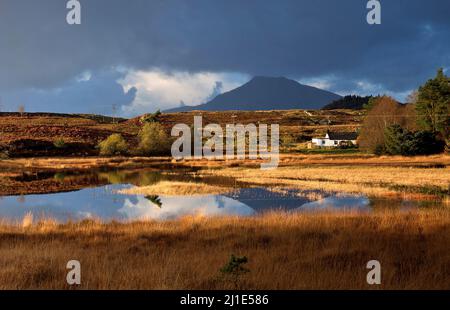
[249,76,294,84]
[251,75,288,81]
[165,76,341,112]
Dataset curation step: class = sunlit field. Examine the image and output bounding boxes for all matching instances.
[196,155,450,201]
[0,154,448,289]
[0,209,449,290]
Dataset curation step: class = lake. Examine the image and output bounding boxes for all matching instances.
[0,169,440,223]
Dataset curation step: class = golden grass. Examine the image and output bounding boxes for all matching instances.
[2,154,447,199]
[2,154,449,172]
[181,153,450,168]
[0,209,449,290]
[0,156,172,171]
[118,181,233,196]
[200,164,450,200]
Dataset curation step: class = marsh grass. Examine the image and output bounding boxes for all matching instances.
[0,209,449,289]
[201,164,450,201]
[118,181,233,196]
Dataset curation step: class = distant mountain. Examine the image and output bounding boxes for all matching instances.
[165,76,341,112]
[322,95,372,110]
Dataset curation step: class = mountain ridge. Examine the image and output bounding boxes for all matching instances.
[165,76,341,112]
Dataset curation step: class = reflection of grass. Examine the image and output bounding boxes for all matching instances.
[145,195,162,208]
[98,170,162,186]
[118,181,232,196]
[386,184,449,198]
[0,209,449,289]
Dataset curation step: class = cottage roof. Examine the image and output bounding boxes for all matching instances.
[326,131,358,140]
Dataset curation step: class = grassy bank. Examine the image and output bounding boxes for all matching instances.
[1,154,448,199]
[199,160,450,201]
[0,209,449,289]
[2,154,448,171]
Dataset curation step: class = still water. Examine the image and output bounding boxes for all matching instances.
[0,169,433,223]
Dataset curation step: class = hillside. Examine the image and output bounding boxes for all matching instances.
[0,110,363,158]
[166,76,341,112]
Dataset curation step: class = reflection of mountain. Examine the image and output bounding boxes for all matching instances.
[228,188,309,211]
[297,196,370,212]
[119,195,255,221]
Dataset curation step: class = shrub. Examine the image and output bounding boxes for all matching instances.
[0,150,9,160]
[383,124,444,156]
[280,134,296,149]
[358,96,416,153]
[54,172,67,181]
[384,124,405,155]
[140,110,162,123]
[98,134,128,156]
[373,144,386,156]
[137,122,171,156]
[338,141,357,149]
[53,138,66,149]
[220,255,250,289]
[0,143,9,159]
[410,130,445,155]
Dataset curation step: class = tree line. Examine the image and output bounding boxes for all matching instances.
[358,69,449,155]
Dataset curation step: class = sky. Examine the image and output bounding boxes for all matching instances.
[0,0,449,117]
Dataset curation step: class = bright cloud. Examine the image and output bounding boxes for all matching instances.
[301,75,414,102]
[298,77,334,91]
[119,70,249,116]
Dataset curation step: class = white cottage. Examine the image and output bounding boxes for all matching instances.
[311,131,358,147]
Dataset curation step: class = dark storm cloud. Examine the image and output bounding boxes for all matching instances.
[1,70,136,115]
[0,0,449,110]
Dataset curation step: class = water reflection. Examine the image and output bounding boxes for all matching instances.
[0,184,377,223]
[296,195,371,212]
[0,184,259,222]
[0,168,433,223]
[119,195,255,221]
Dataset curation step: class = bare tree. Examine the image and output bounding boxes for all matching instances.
[406,90,419,104]
[358,96,416,152]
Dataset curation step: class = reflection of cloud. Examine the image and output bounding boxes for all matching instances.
[77,211,93,219]
[297,196,370,212]
[118,195,255,221]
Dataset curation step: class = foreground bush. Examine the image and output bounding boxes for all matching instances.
[98,134,128,156]
[137,122,171,156]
